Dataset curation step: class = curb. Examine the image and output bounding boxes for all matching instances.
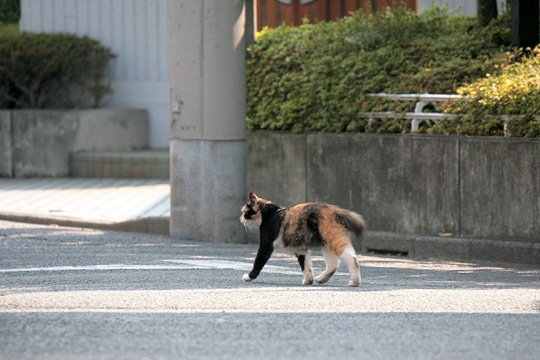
[361,231,540,266]
[0,211,169,236]
[1,212,538,266]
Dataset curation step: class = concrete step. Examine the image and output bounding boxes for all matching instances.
[69,150,169,179]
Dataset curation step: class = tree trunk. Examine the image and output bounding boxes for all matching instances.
[510,0,540,48]
[478,0,498,27]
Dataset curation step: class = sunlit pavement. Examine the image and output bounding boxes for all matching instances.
[0,178,170,221]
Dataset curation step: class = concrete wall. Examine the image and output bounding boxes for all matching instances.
[0,109,148,177]
[20,0,169,149]
[247,131,540,263]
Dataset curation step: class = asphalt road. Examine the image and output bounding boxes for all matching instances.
[1,220,539,360]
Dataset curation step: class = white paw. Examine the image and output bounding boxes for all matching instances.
[303,273,314,285]
[348,280,360,287]
[242,274,253,282]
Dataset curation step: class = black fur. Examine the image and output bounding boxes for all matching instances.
[296,254,306,271]
[247,201,284,280]
[281,203,326,249]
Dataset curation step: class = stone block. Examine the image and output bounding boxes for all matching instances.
[246,131,307,208]
[414,236,471,261]
[0,111,12,177]
[306,133,460,236]
[12,111,79,177]
[10,109,149,177]
[531,243,540,266]
[74,109,148,151]
[170,139,246,243]
[460,137,540,241]
[361,231,416,256]
[470,239,533,264]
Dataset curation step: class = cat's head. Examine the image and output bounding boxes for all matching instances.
[240,192,264,228]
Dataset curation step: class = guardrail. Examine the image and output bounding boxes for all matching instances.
[363,93,540,135]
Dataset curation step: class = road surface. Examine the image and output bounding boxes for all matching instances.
[0,220,538,359]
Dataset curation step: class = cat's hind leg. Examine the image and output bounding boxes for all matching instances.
[295,251,314,285]
[338,246,361,287]
[314,245,339,284]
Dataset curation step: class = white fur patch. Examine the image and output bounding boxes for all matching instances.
[272,226,285,248]
[240,217,261,243]
[240,215,262,229]
[343,247,357,259]
[339,246,361,287]
[242,273,253,282]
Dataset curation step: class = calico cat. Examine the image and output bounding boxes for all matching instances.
[240,192,365,287]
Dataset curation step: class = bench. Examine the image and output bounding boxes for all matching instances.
[361,93,540,135]
[362,93,464,132]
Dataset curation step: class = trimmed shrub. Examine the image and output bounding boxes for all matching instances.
[246,7,512,133]
[0,0,20,24]
[0,32,115,109]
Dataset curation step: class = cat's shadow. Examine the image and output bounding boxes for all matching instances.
[244,281,366,291]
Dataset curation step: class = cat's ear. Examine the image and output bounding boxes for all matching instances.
[249,192,260,203]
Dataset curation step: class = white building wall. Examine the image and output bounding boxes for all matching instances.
[418,0,476,15]
[20,0,170,149]
[418,0,507,16]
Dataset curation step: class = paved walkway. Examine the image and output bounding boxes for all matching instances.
[0,178,170,233]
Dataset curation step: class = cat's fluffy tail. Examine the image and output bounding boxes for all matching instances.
[335,209,365,237]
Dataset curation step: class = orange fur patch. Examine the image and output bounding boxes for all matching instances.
[281,203,309,239]
[281,203,355,255]
[318,206,352,256]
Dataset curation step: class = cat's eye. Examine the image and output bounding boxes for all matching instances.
[245,206,257,218]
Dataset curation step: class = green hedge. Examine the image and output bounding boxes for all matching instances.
[0,0,20,23]
[0,32,115,109]
[246,7,514,134]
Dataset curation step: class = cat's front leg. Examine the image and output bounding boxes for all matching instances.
[243,242,274,282]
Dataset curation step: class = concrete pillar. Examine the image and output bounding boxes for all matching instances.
[168,0,246,242]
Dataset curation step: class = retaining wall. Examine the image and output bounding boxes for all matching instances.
[0,109,148,177]
[246,131,540,264]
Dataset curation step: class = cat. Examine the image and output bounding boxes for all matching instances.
[240,192,365,287]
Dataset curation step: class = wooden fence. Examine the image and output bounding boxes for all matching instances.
[256,0,416,30]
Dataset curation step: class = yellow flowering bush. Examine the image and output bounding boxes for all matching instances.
[431,47,540,137]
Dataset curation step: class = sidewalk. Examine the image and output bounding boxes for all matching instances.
[0,178,170,234]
